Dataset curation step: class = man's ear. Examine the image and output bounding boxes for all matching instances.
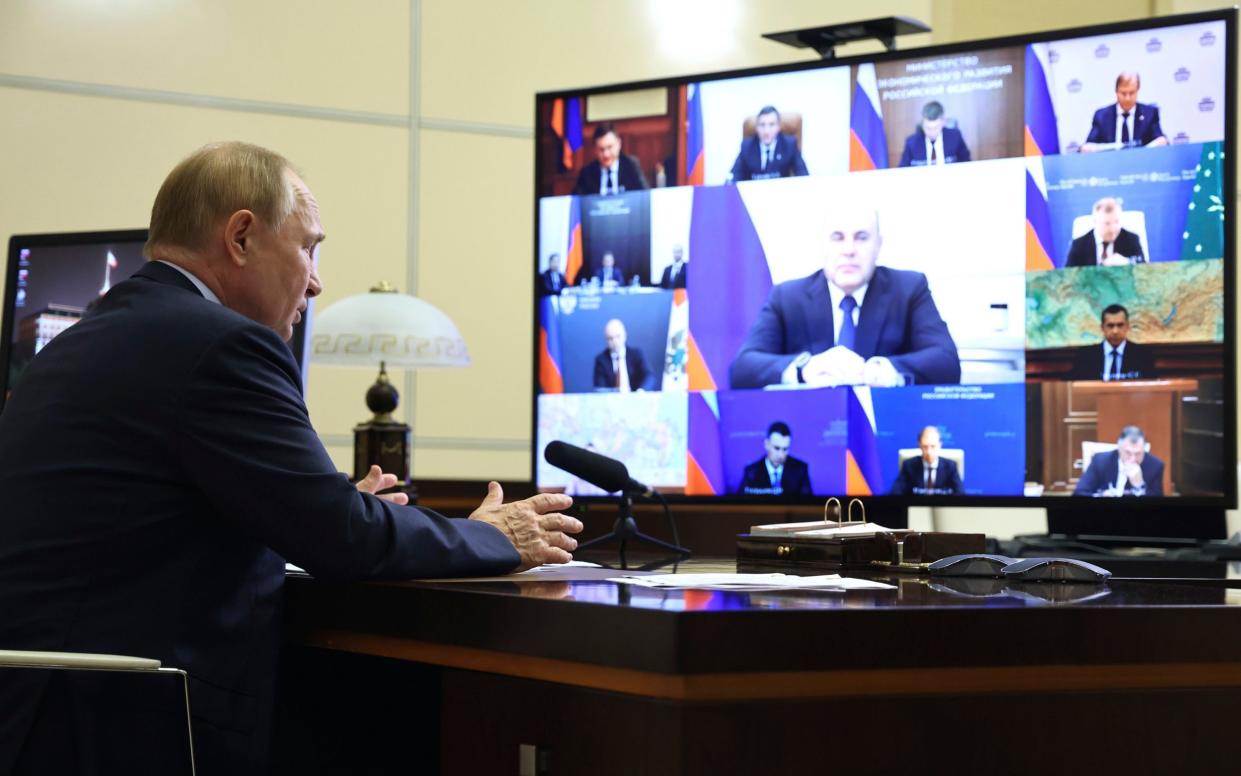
[223,210,257,267]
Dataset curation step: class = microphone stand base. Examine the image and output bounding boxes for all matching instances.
[575,496,691,562]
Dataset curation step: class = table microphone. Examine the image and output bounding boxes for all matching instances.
[544,441,654,497]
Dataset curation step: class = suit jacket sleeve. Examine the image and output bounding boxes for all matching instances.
[631,348,654,390]
[1118,230,1144,261]
[624,155,649,191]
[956,133,971,162]
[170,322,519,582]
[1145,458,1165,496]
[593,352,612,388]
[1144,106,1165,145]
[945,459,965,495]
[891,458,914,495]
[789,142,809,176]
[1065,234,1093,267]
[898,136,914,167]
[573,164,597,196]
[1073,454,1107,495]
[884,274,961,385]
[730,145,750,182]
[730,284,798,389]
[1086,108,1107,144]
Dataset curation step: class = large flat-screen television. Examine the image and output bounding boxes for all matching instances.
[1,230,314,412]
[532,10,1235,532]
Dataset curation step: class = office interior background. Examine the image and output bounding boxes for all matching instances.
[0,0,1235,537]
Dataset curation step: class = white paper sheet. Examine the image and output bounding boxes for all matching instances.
[607,573,895,592]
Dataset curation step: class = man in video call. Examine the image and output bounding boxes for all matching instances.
[739,421,812,496]
[1074,425,1165,496]
[592,318,653,391]
[729,105,809,182]
[539,252,567,296]
[1069,303,1156,380]
[0,142,582,773]
[594,251,625,285]
[1065,197,1146,267]
[1080,72,1168,152]
[729,204,961,389]
[897,101,971,167]
[659,244,688,289]
[573,123,649,196]
[890,426,965,496]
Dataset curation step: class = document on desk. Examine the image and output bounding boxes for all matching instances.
[608,573,895,592]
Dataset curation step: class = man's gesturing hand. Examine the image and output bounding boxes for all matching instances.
[469,482,582,571]
[356,465,409,505]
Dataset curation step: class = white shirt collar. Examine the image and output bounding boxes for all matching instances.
[155,260,221,305]
[826,279,869,311]
[765,458,783,481]
[1104,340,1128,356]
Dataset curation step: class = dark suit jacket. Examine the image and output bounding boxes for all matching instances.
[898,127,971,167]
[592,346,654,391]
[729,267,961,389]
[729,133,808,182]
[1069,340,1157,381]
[890,456,965,496]
[595,266,625,284]
[1065,228,1145,267]
[0,262,519,774]
[538,269,566,295]
[659,262,687,289]
[573,154,648,195]
[739,456,812,496]
[1085,102,1165,146]
[1074,449,1165,496]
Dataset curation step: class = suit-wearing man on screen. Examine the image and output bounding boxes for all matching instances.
[573,123,648,196]
[659,245,688,289]
[539,252,567,296]
[1074,425,1165,496]
[0,142,582,775]
[594,251,625,285]
[1069,304,1157,381]
[898,101,972,167]
[1080,72,1168,152]
[890,426,965,496]
[1065,198,1146,267]
[729,105,809,182]
[592,318,654,391]
[729,205,960,389]
[739,421,812,497]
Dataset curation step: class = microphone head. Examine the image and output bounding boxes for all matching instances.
[544,440,631,493]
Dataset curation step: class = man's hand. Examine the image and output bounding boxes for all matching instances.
[1147,136,1169,148]
[1101,255,1133,267]
[1124,461,1145,489]
[356,465,409,505]
[469,482,582,571]
[803,346,865,386]
[862,356,902,387]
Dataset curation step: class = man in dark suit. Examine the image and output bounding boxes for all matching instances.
[594,251,625,285]
[0,142,582,774]
[729,105,809,182]
[538,252,567,296]
[1069,304,1157,380]
[592,318,654,391]
[729,205,960,389]
[1074,426,1165,496]
[573,123,648,196]
[738,421,813,496]
[658,244,687,289]
[1081,72,1168,152]
[1065,197,1145,267]
[898,101,971,167]
[891,426,965,496]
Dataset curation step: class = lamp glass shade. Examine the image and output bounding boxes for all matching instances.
[310,291,470,368]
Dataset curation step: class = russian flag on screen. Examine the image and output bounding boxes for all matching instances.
[845,388,884,496]
[1023,44,1059,156]
[686,391,724,495]
[686,83,705,185]
[550,97,584,170]
[563,197,583,285]
[1025,160,1056,271]
[538,296,564,394]
[685,186,772,390]
[849,64,887,171]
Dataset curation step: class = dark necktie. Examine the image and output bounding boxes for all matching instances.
[838,295,858,350]
[924,466,933,491]
[1108,348,1120,380]
[930,141,937,163]
[1101,241,1111,263]
[613,354,621,387]
[772,467,781,489]
[1121,111,1131,145]
[607,169,615,194]
[761,147,769,170]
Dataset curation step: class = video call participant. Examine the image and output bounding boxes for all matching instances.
[659,245,688,289]
[739,421,812,496]
[539,252,567,296]
[1080,72,1168,152]
[0,142,582,773]
[573,123,649,196]
[1069,304,1156,381]
[729,205,960,389]
[592,318,654,391]
[1074,425,1165,496]
[729,105,809,182]
[1065,197,1145,267]
[897,101,971,167]
[890,426,965,496]
[594,252,625,285]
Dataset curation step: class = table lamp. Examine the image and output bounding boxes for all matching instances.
[310,281,470,483]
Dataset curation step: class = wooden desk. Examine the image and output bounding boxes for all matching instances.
[282,556,1241,775]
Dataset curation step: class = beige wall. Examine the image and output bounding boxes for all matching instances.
[0,0,1234,535]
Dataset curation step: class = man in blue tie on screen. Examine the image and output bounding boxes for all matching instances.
[738,421,813,496]
[729,204,960,389]
[897,101,972,167]
[1069,304,1156,380]
[729,105,809,182]
[890,426,965,496]
[1080,72,1168,152]
[539,252,566,296]
[573,123,648,196]
[1074,425,1165,496]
